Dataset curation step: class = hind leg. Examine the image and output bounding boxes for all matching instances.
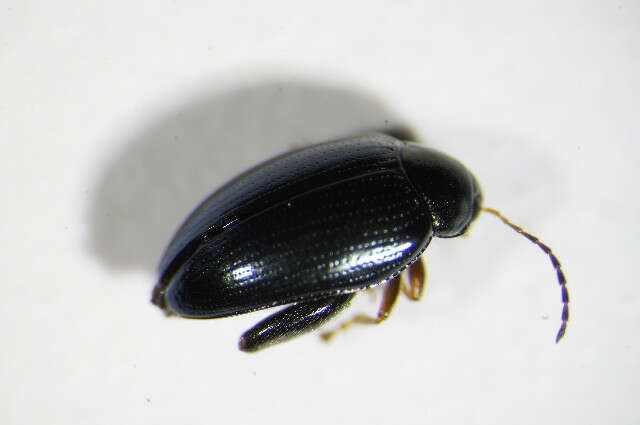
[238,294,355,352]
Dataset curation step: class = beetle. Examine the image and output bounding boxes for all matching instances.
[151,133,568,352]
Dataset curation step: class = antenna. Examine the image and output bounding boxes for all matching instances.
[482,207,569,343]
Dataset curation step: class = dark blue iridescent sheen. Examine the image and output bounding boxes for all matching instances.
[152,133,482,350]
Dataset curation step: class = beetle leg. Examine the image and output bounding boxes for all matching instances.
[320,276,401,342]
[401,257,427,301]
[238,294,355,352]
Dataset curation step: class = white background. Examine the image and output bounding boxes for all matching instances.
[1,1,638,424]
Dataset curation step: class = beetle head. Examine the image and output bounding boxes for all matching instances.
[401,142,482,238]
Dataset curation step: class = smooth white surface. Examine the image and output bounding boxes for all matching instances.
[1,1,638,424]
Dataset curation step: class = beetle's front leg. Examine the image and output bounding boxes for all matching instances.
[402,257,427,301]
[238,294,355,352]
[320,276,401,342]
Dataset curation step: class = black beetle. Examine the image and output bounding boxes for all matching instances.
[151,133,568,352]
